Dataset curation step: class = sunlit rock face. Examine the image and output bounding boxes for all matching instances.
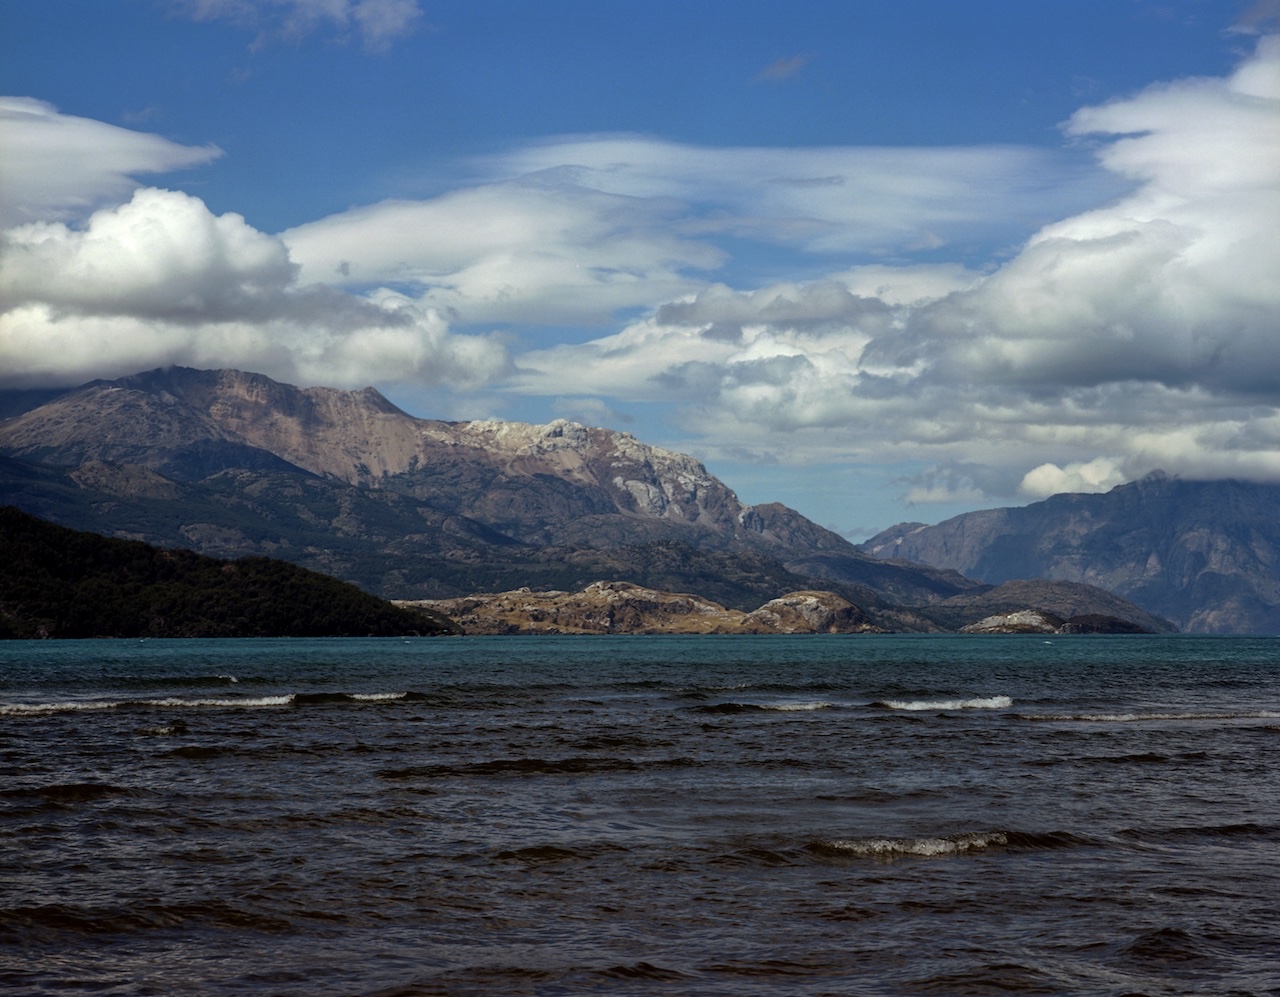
[400,583,881,635]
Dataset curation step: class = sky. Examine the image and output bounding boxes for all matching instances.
[2,0,1279,539]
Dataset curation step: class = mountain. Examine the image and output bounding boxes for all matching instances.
[860,473,1280,633]
[0,506,458,639]
[0,366,1162,632]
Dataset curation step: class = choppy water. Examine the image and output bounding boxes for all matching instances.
[2,634,1278,995]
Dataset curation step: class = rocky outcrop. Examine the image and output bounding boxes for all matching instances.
[742,590,874,633]
[861,474,1280,633]
[959,609,1153,634]
[400,583,883,635]
[961,610,1065,634]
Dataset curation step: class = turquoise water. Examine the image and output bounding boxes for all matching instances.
[3,634,1278,994]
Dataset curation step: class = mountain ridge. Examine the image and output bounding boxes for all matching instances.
[0,366,1167,632]
[861,474,1280,633]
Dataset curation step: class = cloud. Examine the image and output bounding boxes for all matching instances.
[1019,458,1128,499]
[487,136,1120,255]
[0,97,221,227]
[282,178,721,325]
[0,188,507,389]
[1,187,294,321]
[757,55,809,82]
[171,0,423,51]
[1231,0,1280,35]
[280,134,1115,333]
[552,396,634,426]
[509,36,1280,500]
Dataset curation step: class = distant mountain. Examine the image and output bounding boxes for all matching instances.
[861,473,1280,633]
[0,366,1163,633]
[0,506,457,638]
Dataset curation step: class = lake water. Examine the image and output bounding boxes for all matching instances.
[2,634,1278,995]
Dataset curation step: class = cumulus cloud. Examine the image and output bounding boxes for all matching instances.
[1019,458,1129,499]
[511,36,1280,501]
[0,187,507,389]
[0,97,221,227]
[172,0,423,51]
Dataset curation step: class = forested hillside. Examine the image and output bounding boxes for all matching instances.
[0,506,459,638]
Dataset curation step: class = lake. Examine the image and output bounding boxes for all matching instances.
[2,634,1278,995]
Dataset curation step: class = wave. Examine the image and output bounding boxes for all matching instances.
[1118,821,1280,845]
[1018,710,1280,723]
[0,900,294,937]
[808,829,1086,860]
[379,755,699,780]
[1026,750,1210,767]
[694,700,835,715]
[0,782,145,805]
[1,690,413,716]
[876,695,1012,711]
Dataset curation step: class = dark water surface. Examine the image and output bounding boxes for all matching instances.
[2,634,1278,995]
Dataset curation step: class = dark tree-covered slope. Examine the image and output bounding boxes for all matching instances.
[0,506,459,638]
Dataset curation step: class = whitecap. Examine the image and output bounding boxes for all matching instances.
[878,695,1012,711]
[764,700,834,712]
[1020,710,1280,723]
[0,699,121,716]
[816,830,1010,858]
[1,694,295,716]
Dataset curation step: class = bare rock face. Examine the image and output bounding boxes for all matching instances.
[960,608,1156,634]
[961,610,1064,634]
[0,368,757,538]
[401,583,883,635]
[743,590,873,633]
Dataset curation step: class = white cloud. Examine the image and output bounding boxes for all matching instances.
[1019,458,1129,499]
[279,133,1114,331]
[551,396,634,426]
[172,0,422,51]
[508,36,1280,501]
[0,97,221,227]
[1,187,294,320]
[0,187,507,389]
[282,179,720,325]
[486,136,1118,254]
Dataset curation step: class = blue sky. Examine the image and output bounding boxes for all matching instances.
[2,0,1278,538]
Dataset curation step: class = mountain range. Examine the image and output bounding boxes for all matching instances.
[861,473,1280,633]
[0,366,1174,633]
